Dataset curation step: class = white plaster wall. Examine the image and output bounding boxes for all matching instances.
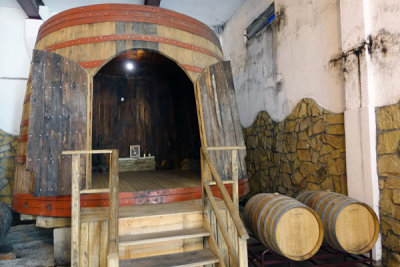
[367,0,400,108]
[221,0,344,127]
[0,6,42,135]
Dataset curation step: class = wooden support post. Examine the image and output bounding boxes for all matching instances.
[201,149,248,239]
[85,154,91,190]
[71,154,81,267]
[231,150,239,210]
[201,153,212,214]
[203,218,226,267]
[238,238,248,267]
[108,150,119,267]
[203,184,239,266]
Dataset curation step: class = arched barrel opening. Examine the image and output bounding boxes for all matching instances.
[91,49,201,191]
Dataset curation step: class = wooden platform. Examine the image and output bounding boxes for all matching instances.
[92,169,201,192]
[13,169,249,217]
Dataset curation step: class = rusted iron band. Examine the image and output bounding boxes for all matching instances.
[44,34,223,62]
[37,4,221,50]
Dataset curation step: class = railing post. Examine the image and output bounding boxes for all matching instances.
[71,154,81,267]
[238,238,248,267]
[201,149,212,214]
[231,149,239,210]
[108,149,119,267]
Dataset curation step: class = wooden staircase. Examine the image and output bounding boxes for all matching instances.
[66,148,248,267]
[78,199,222,266]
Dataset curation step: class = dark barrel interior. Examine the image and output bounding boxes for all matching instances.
[92,49,201,171]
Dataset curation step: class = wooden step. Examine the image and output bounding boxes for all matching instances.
[119,249,219,267]
[119,228,210,246]
[81,199,203,222]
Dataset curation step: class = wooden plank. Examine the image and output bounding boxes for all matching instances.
[119,213,203,236]
[80,188,110,194]
[44,53,62,196]
[194,81,207,148]
[62,149,113,155]
[60,50,89,195]
[75,65,88,191]
[71,154,80,267]
[182,215,202,252]
[99,220,108,267]
[232,150,239,209]
[28,50,45,190]
[108,150,119,258]
[81,200,203,222]
[203,183,238,266]
[36,216,70,228]
[88,221,101,267]
[119,228,208,246]
[218,209,229,266]
[202,149,249,240]
[85,79,93,190]
[119,239,201,260]
[195,61,247,181]
[205,146,246,151]
[238,238,248,267]
[119,249,219,267]
[27,50,89,197]
[203,218,225,267]
[115,21,126,54]
[58,54,73,195]
[79,221,89,267]
[226,209,236,266]
[208,180,233,186]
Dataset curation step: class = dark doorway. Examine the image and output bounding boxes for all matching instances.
[92,49,201,174]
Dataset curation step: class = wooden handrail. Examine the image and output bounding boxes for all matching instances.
[108,149,119,267]
[66,149,119,267]
[70,154,81,267]
[201,148,248,239]
[205,146,246,151]
[203,182,239,266]
[201,147,249,266]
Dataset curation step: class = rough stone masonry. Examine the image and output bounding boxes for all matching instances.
[242,98,347,199]
[376,101,400,267]
[0,129,18,205]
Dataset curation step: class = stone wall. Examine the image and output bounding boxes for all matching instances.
[376,102,400,266]
[243,98,347,198]
[0,129,18,205]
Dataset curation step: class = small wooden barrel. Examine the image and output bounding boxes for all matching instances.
[296,191,379,254]
[244,193,323,261]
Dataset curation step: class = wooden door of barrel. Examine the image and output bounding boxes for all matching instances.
[27,50,90,197]
[195,61,247,181]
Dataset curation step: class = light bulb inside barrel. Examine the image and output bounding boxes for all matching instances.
[125,61,134,71]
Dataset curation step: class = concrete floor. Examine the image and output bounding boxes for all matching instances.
[0,224,53,267]
[0,223,378,267]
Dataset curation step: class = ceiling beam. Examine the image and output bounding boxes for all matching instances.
[17,0,43,19]
[144,0,161,7]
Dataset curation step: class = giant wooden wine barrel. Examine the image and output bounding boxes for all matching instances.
[296,191,379,254]
[16,4,224,193]
[244,193,323,261]
[13,4,249,217]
